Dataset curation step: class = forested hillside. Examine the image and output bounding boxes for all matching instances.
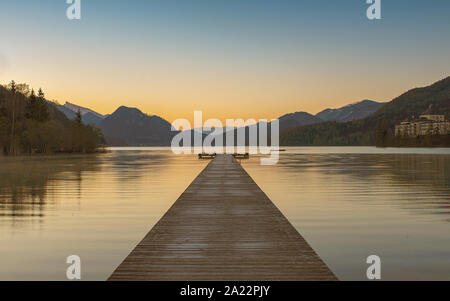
[281,76,450,146]
[0,81,104,155]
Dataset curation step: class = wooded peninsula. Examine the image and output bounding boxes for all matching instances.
[0,81,104,156]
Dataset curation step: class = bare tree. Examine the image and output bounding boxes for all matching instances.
[9,80,16,155]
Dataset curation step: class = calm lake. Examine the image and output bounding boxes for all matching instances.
[0,147,449,280]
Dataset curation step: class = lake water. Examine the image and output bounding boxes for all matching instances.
[0,147,449,280]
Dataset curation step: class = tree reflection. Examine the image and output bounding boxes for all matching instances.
[0,154,102,222]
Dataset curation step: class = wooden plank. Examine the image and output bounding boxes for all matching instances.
[109,154,337,281]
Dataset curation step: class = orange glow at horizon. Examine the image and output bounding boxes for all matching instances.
[3,68,448,126]
[1,0,450,125]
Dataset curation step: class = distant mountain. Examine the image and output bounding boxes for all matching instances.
[278,111,323,130]
[63,102,104,118]
[56,102,105,126]
[98,106,175,146]
[57,105,77,119]
[81,112,104,126]
[280,76,450,146]
[316,100,384,122]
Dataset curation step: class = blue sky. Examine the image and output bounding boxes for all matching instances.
[1,0,449,121]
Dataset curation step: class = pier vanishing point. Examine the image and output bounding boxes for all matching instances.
[109,154,336,281]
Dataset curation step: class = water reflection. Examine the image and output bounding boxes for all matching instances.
[108,151,168,181]
[0,147,449,280]
[0,155,102,221]
[0,149,207,280]
[263,153,450,220]
[242,149,450,280]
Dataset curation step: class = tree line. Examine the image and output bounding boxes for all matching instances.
[0,81,104,155]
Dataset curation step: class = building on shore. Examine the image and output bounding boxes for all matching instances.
[395,115,450,137]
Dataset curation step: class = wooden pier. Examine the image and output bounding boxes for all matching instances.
[109,154,336,281]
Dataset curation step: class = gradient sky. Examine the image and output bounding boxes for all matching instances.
[1,0,449,124]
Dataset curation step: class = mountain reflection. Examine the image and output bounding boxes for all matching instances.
[1,150,449,225]
[244,152,450,221]
[0,148,449,280]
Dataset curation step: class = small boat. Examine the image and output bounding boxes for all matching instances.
[198,153,216,159]
[232,153,249,159]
